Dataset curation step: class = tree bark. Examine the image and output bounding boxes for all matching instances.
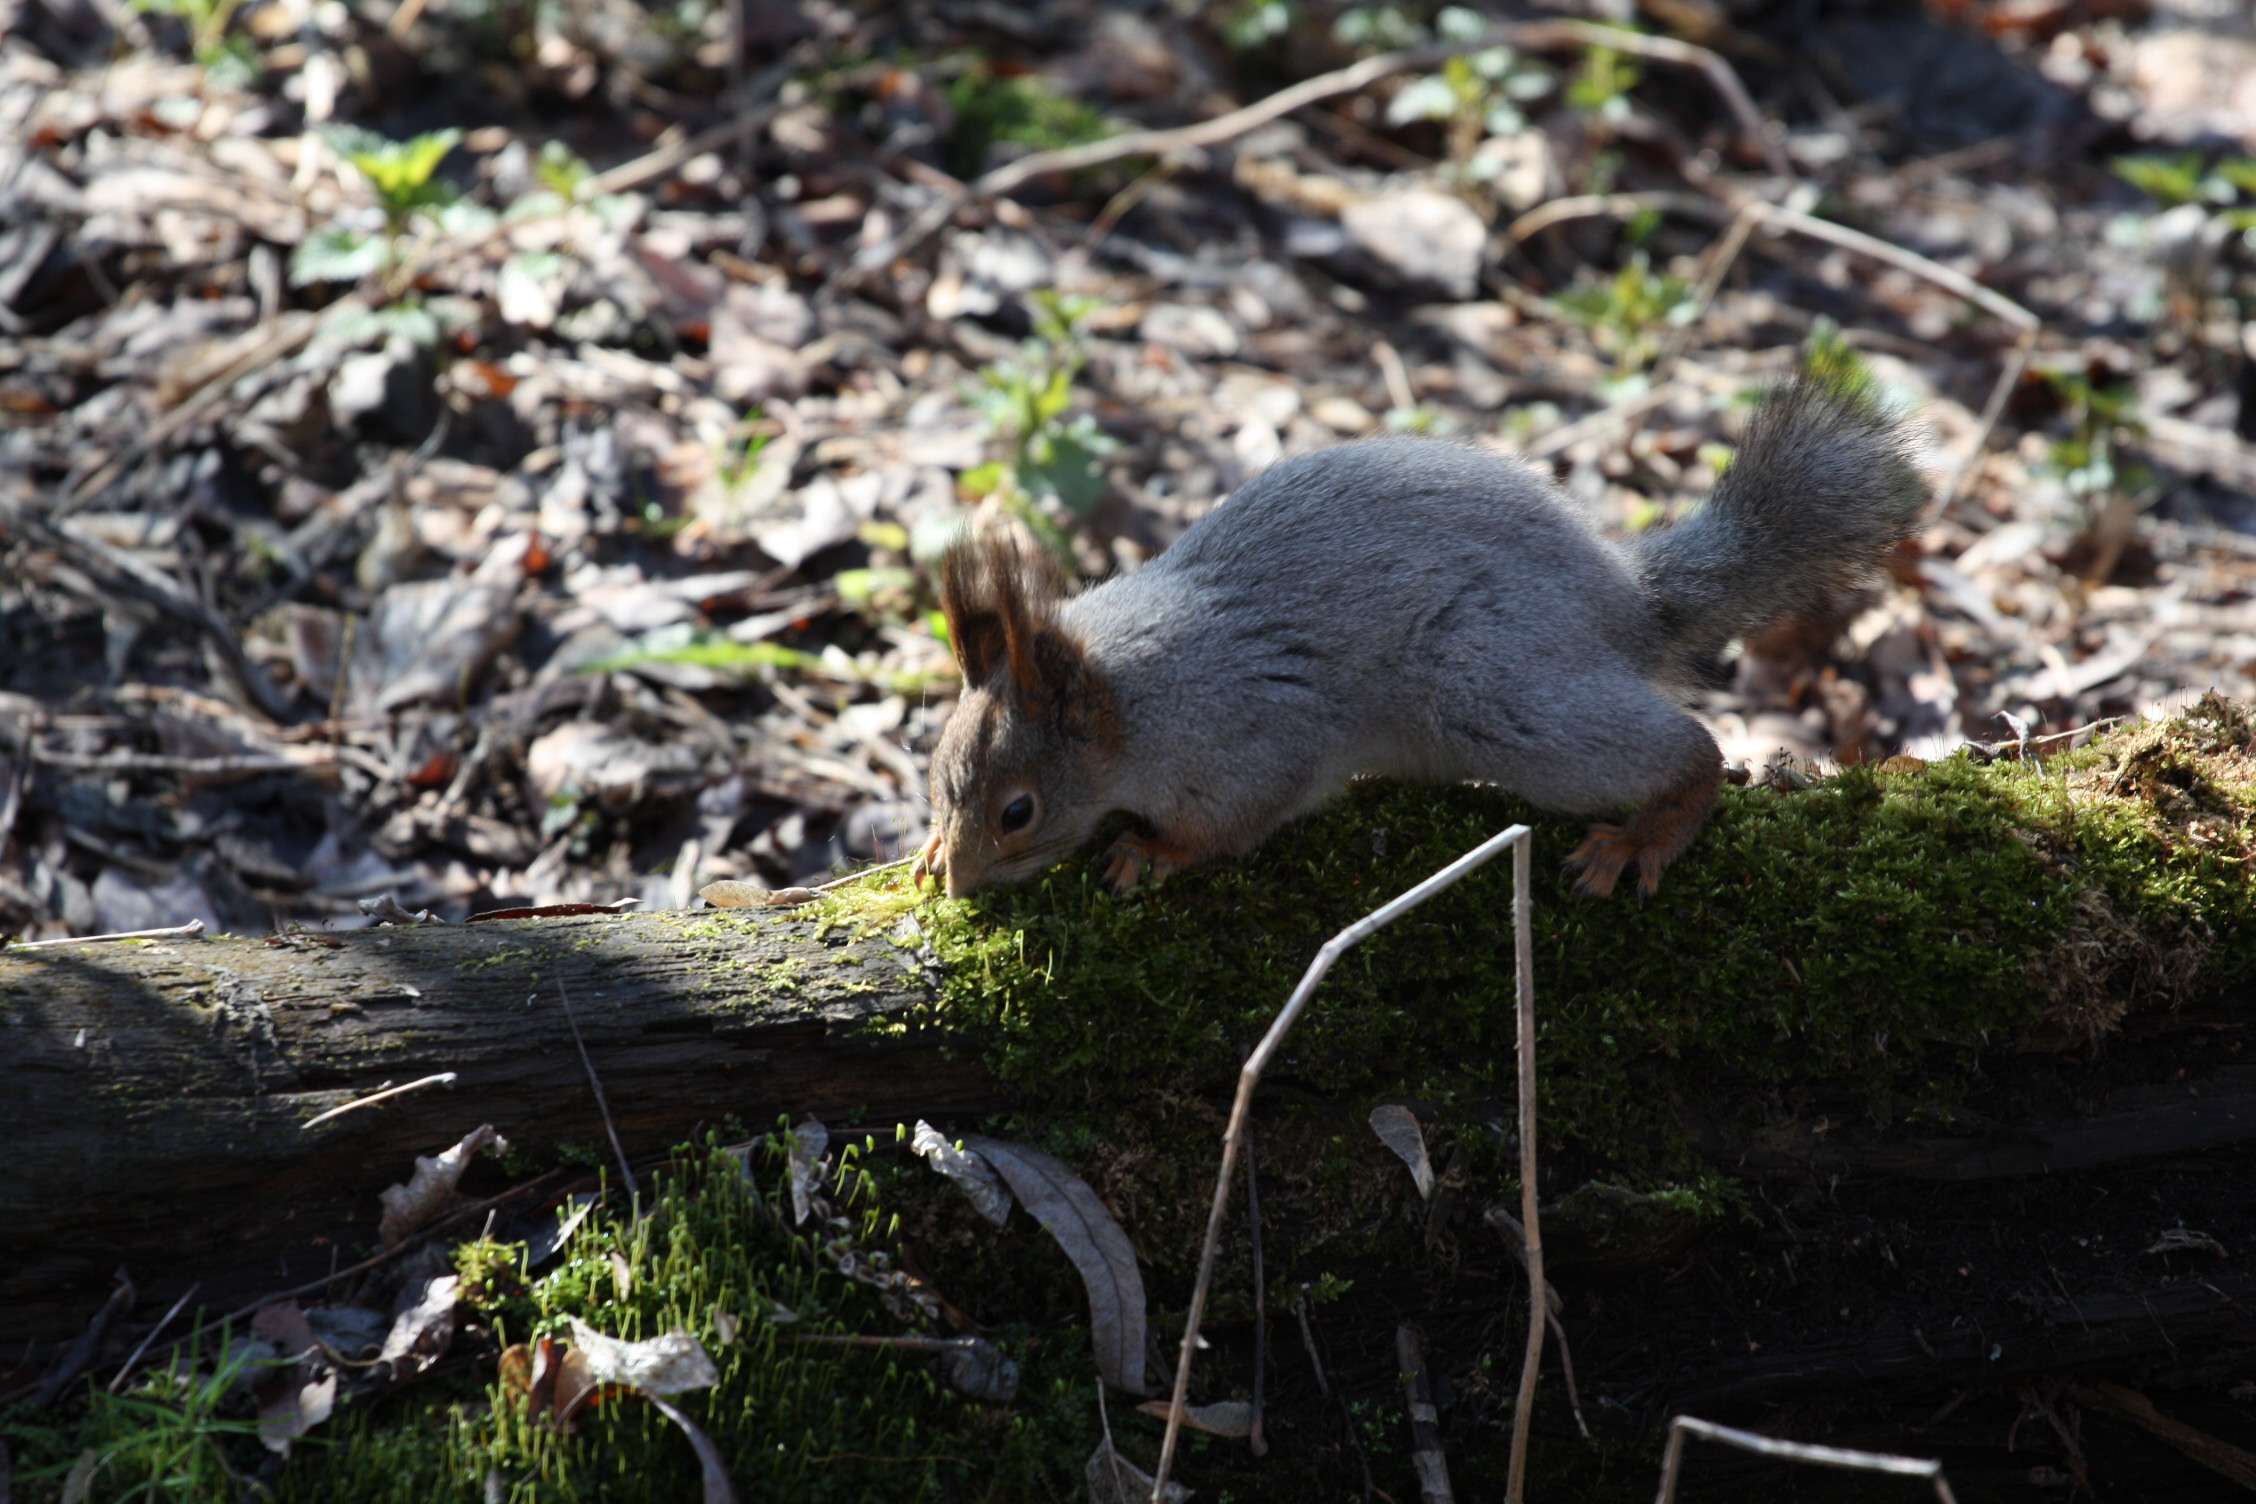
[1,907,993,1349]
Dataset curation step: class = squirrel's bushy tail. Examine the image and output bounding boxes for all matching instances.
[1629,377,1926,680]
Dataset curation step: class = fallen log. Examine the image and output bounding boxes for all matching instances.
[1,904,995,1347]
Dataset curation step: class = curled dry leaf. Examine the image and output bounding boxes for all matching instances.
[1368,1104,1437,1202]
[525,1193,598,1268]
[256,1369,337,1456]
[912,1120,1011,1226]
[377,1274,461,1379]
[1087,1438,1191,1504]
[1134,1399,1254,1439]
[565,1318,721,1396]
[939,1337,1021,1404]
[500,1333,599,1427]
[964,1135,1148,1396]
[699,879,821,909]
[378,1124,505,1246]
[788,1118,829,1226]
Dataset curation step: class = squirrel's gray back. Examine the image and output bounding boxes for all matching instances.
[1061,438,1652,793]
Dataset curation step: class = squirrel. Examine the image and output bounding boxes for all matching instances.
[913,376,1925,900]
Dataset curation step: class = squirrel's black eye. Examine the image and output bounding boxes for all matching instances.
[999,795,1035,833]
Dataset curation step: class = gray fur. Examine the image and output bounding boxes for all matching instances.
[925,378,1925,893]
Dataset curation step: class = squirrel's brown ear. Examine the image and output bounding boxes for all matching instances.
[937,534,1067,690]
[937,538,1008,685]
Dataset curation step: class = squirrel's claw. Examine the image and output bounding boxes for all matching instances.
[1564,824,1644,900]
[912,830,944,892]
[1100,832,1181,894]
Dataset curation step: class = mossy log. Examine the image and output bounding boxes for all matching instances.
[6,701,2255,1485]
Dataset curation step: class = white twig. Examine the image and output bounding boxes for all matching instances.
[299,1072,461,1130]
[1505,836,1544,1504]
[106,1283,201,1393]
[1654,1415,1960,1504]
[1150,825,1535,1501]
[8,919,205,950]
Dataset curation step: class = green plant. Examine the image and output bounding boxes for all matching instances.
[2037,368,2154,502]
[292,128,482,289]
[1220,0,1294,49]
[943,66,1113,179]
[960,290,1118,558]
[1567,42,1641,122]
[1368,7,1556,179]
[132,0,257,82]
[11,1330,274,1501]
[1554,251,1694,372]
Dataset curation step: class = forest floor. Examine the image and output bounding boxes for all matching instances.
[5,0,2256,1499]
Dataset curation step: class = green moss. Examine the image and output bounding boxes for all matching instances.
[910,706,2256,1181]
[265,1139,1096,1503]
[458,944,533,975]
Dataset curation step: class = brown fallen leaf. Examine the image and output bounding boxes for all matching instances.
[699,880,819,909]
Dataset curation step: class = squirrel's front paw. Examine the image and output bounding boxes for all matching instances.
[1100,832,1183,894]
[912,830,944,891]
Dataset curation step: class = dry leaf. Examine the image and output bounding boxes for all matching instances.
[1086,1438,1190,1504]
[1133,1399,1254,1438]
[964,1135,1148,1395]
[939,1337,1021,1403]
[648,1394,739,1504]
[1368,1104,1436,1202]
[912,1120,1011,1226]
[788,1119,829,1226]
[565,1318,721,1396]
[377,1274,461,1379]
[257,1370,336,1455]
[698,880,822,909]
[349,578,520,715]
[378,1124,504,1246]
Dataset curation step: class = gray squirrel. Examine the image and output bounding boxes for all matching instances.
[914,376,1925,899]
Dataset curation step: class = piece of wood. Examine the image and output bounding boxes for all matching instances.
[0,908,996,1348]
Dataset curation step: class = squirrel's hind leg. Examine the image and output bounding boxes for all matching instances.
[1453,675,1722,899]
[1562,755,1721,899]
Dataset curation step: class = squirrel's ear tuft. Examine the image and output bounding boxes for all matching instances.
[937,541,1006,685]
[936,533,1067,690]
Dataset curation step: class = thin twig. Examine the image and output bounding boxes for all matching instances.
[844,22,1786,287]
[8,919,205,951]
[1398,1324,1454,1504]
[554,979,639,1206]
[300,1072,461,1131]
[1151,825,1534,1501]
[1654,1415,1959,1504]
[1485,1207,1590,1440]
[1504,190,1727,244]
[1245,1131,1268,1459]
[814,855,915,893]
[106,1284,200,1393]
